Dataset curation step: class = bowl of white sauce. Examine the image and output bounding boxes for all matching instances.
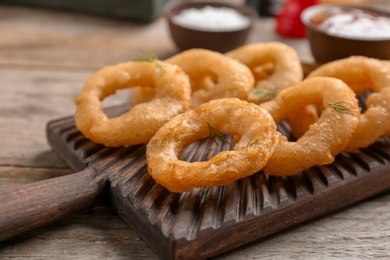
[164,0,257,53]
[301,5,390,62]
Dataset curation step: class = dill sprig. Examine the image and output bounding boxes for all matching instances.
[200,187,210,193]
[252,88,275,99]
[207,122,230,145]
[135,52,166,76]
[243,139,260,148]
[135,52,157,62]
[328,102,353,115]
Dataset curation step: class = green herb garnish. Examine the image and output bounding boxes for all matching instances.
[328,102,353,115]
[207,122,230,145]
[252,88,275,99]
[135,52,157,62]
[200,187,210,193]
[135,52,166,76]
[243,139,260,148]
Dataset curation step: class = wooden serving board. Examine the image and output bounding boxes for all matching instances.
[47,106,390,260]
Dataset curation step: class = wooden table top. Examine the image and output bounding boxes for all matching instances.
[1,2,390,259]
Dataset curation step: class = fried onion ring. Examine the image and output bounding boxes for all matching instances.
[146,98,280,192]
[226,42,303,104]
[308,56,390,95]
[75,60,191,147]
[260,77,360,176]
[131,49,254,108]
[288,56,390,151]
[344,87,390,151]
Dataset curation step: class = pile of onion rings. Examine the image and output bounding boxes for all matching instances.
[74,43,390,192]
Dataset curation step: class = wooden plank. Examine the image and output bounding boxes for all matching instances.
[1,3,390,259]
[0,184,389,259]
[0,67,134,167]
[0,67,86,167]
[0,203,160,260]
[0,5,177,68]
[0,165,158,259]
[0,166,72,186]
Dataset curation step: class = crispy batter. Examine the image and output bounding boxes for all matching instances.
[289,56,390,151]
[345,87,390,151]
[146,98,280,192]
[308,56,390,95]
[75,61,191,147]
[226,42,303,104]
[260,77,360,176]
[288,104,321,139]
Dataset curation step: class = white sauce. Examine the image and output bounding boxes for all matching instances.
[172,6,251,32]
[317,10,390,39]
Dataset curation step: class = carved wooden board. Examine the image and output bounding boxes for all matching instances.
[43,105,390,260]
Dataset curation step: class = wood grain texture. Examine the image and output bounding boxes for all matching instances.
[1,2,390,259]
[42,113,390,259]
[0,168,108,241]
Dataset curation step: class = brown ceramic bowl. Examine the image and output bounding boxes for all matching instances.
[164,0,257,53]
[301,5,390,63]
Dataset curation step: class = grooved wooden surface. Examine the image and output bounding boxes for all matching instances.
[1,2,390,260]
[43,111,390,259]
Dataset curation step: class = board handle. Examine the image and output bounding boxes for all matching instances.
[0,168,108,241]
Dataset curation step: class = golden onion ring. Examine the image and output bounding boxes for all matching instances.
[226,42,303,104]
[146,98,280,192]
[289,56,390,151]
[345,87,390,151]
[75,60,191,147]
[260,77,360,176]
